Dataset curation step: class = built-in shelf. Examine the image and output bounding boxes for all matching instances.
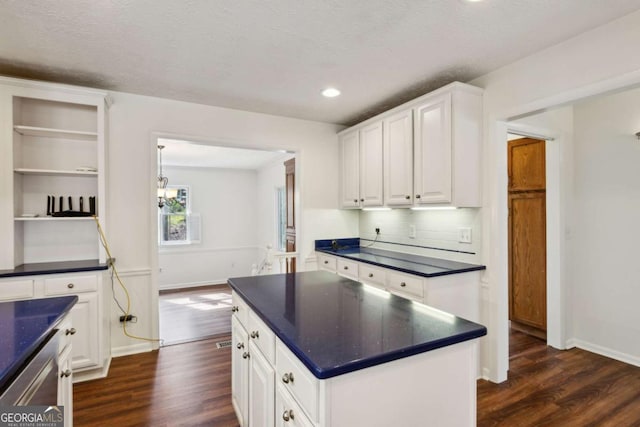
[14,168,98,177]
[15,216,97,222]
[13,125,98,141]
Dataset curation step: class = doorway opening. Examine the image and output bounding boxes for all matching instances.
[153,137,295,346]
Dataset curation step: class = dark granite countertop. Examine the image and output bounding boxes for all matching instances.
[0,296,78,394]
[228,271,486,379]
[315,238,485,278]
[0,260,108,279]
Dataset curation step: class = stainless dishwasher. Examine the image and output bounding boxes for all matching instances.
[0,329,60,406]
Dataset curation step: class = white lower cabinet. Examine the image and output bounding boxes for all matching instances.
[249,341,275,427]
[57,315,74,427]
[316,252,481,323]
[0,270,109,382]
[231,316,249,427]
[275,384,314,427]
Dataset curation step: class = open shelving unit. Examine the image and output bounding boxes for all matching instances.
[0,79,108,268]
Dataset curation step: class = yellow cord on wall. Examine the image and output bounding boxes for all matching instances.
[93,216,161,343]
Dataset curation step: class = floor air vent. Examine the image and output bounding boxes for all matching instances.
[216,340,232,349]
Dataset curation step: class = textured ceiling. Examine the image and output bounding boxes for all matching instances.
[1,1,640,125]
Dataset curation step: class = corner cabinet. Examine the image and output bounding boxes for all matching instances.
[338,82,482,209]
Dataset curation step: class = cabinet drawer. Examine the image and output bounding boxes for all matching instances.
[276,383,315,427]
[387,271,424,300]
[248,310,276,364]
[317,253,336,272]
[0,279,34,301]
[337,259,358,279]
[44,275,97,295]
[358,264,386,287]
[276,341,319,423]
[231,291,250,328]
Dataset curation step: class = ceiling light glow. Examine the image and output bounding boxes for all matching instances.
[322,88,341,98]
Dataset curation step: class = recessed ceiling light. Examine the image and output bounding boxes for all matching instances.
[322,88,341,98]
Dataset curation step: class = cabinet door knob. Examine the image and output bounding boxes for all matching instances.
[343,266,348,270]
[67,283,74,289]
[236,342,244,350]
[65,328,76,336]
[368,273,374,278]
[282,372,295,384]
[353,199,358,203]
[282,409,294,422]
[405,195,411,200]
[242,352,250,359]
[415,194,421,199]
[360,198,364,202]
[231,306,239,312]
[400,282,407,287]
[250,331,259,339]
[60,369,72,378]
[324,260,328,264]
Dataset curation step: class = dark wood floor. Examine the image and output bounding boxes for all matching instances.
[478,330,640,426]
[159,284,232,346]
[74,336,239,427]
[74,329,640,426]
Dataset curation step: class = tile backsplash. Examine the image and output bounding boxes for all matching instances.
[359,208,482,264]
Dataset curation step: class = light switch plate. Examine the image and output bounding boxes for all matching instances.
[409,224,416,239]
[458,227,472,243]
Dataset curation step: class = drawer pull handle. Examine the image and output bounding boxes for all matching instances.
[282,409,294,422]
[236,342,244,350]
[282,372,295,384]
[360,198,364,202]
[324,260,329,264]
[60,370,72,378]
[416,194,421,199]
[242,352,250,359]
[405,195,411,200]
[400,282,407,287]
[343,266,348,270]
[250,331,259,339]
[67,283,74,289]
[65,328,76,336]
[231,306,239,313]
[368,273,374,278]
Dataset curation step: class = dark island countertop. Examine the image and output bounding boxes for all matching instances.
[315,238,486,278]
[228,271,486,379]
[0,259,108,279]
[0,296,78,394]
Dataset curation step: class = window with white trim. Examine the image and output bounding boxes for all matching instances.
[159,186,200,245]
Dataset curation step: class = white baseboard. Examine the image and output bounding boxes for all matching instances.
[111,342,154,358]
[568,338,640,367]
[72,357,112,383]
[159,279,228,290]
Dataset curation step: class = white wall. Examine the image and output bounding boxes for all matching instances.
[569,88,640,364]
[359,209,481,264]
[470,9,640,382]
[106,91,358,353]
[158,166,259,289]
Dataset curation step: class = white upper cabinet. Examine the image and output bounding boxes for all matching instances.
[414,92,452,204]
[383,109,413,206]
[359,121,383,207]
[338,82,482,209]
[339,129,360,208]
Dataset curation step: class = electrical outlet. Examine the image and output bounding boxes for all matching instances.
[409,225,416,239]
[375,227,380,235]
[119,314,134,322]
[458,227,472,243]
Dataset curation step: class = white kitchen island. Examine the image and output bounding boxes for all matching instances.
[229,271,486,427]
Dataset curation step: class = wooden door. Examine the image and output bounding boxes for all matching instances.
[284,158,296,273]
[508,138,547,334]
